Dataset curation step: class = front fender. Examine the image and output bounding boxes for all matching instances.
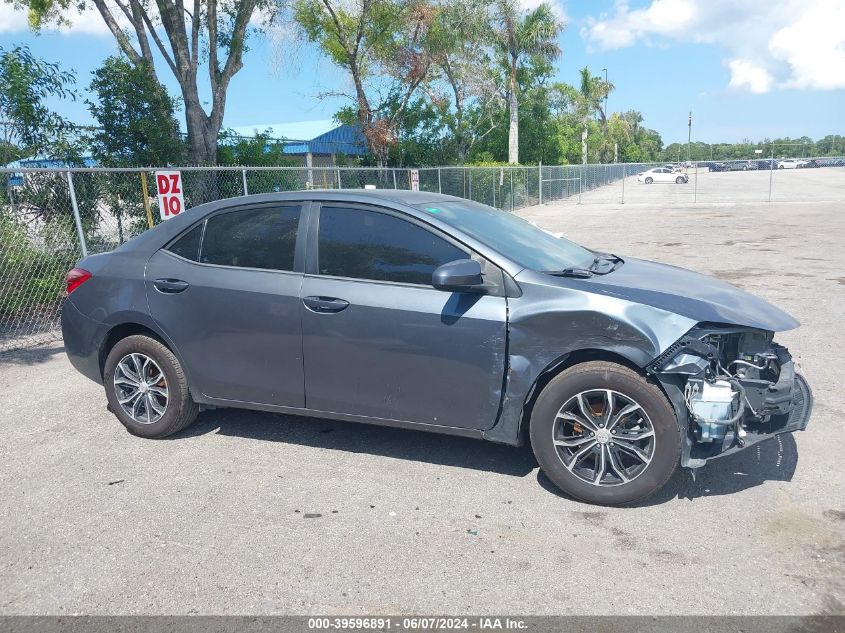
[482,272,697,445]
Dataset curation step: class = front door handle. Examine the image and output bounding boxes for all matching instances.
[302,296,350,313]
[153,278,190,294]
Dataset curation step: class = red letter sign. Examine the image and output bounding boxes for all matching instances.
[155,170,185,220]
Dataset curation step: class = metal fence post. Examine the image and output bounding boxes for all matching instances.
[337,166,342,189]
[768,148,774,203]
[437,168,442,194]
[66,171,88,257]
[468,169,472,200]
[241,169,248,196]
[621,167,625,204]
[510,169,514,212]
[538,162,543,205]
[578,166,583,204]
[392,169,397,189]
[694,163,698,203]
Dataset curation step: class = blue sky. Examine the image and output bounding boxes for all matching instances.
[1,0,843,144]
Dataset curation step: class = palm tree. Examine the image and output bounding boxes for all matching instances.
[577,66,615,162]
[494,1,563,164]
[578,66,614,125]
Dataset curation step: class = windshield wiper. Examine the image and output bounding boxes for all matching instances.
[589,252,622,274]
[545,267,593,278]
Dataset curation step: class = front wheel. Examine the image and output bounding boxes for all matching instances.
[103,334,199,438]
[675,176,685,184]
[644,177,653,184]
[529,361,681,506]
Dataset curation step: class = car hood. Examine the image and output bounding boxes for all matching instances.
[578,257,799,332]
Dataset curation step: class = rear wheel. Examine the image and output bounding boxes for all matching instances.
[529,361,681,506]
[103,334,198,438]
[645,177,653,184]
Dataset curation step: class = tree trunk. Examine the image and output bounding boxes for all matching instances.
[183,97,220,203]
[507,62,519,165]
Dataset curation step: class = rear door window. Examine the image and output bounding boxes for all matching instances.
[317,206,467,285]
[166,223,203,261]
[200,206,301,271]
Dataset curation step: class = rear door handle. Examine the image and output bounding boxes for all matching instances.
[302,296,350,313]
[153,278,190,294]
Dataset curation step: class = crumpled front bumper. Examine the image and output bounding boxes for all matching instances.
[684,370,813,466]
[654,339,813,468]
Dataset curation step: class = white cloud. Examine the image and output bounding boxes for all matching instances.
[0,3,127,36]
[517,0,568,22]
[0,4,29,33]
[726,59,773,93]
[580,0,845,92]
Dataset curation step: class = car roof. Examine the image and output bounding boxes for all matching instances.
[114,189,527,277]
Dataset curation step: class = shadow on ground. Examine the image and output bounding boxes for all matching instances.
[176,407,798,503]
[538,431,798,506]
[176,407,538,477]
[0,345,65,366]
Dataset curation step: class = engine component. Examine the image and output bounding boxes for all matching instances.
[686,378,741,442]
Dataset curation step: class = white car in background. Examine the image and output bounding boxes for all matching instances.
[638,167,689,184]
[777,159,806,169]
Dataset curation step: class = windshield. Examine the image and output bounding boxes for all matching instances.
[413,199,594,271]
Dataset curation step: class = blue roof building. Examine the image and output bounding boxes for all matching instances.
[228,119,368,164]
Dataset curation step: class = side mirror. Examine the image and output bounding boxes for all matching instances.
[432,259,484,292]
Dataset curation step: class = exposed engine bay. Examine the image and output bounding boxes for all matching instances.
[650,325,813,466]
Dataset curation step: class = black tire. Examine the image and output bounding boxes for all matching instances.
[644,177,653,184]
[103,334,199,438]
[529,361,680,506]
[675,176,684,184]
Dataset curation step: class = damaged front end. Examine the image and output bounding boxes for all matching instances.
[649,325,813,467]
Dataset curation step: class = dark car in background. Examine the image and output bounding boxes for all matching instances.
[707,162,730,172]
[61,191,813,506]
[798,159,821,168]
[726,160,755,171]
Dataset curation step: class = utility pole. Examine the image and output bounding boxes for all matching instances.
[687,111,692,163]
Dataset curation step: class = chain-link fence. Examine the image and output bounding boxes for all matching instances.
[2,160,844,352]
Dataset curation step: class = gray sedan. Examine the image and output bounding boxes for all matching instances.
[61,190,812,505]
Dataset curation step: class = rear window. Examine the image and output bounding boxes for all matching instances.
[166,224,203,261]
[200,206,301,271]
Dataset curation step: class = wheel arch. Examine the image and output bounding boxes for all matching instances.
[514,349,680,446]
[99,320,183,382]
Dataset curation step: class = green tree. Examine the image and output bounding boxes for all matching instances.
[87,56,183,167]
[0,45,77,163]
[295,0,438,167]
[10,0,278,165]
[426,0,498,163]
[492,1,562,164]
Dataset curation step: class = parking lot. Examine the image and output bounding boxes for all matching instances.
[1,169,844,615]
[571,163,845,205]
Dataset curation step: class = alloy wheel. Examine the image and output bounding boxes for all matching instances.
[552,389,656,486]
[113,353,169,424]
